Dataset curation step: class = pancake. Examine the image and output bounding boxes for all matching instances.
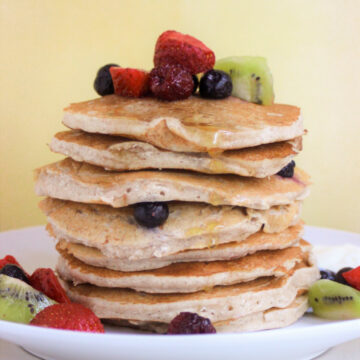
[34,158,311,209]
[63,95,303,152]
[60,259,319,324]
[56,222,304,271]
[41,197,301,260]
[107,295,309,333]
[56,240,310,294]
[50,130,302,178]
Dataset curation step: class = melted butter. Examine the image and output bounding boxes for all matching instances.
[209,192,226,206]
[202,286,214,293]
[208,158,227,173]
[186,221,221,237]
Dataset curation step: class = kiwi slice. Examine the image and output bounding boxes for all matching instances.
[309,279,360,320]
[0,274,56,323]
[214,56,274,105]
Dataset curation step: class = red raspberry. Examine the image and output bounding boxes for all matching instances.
[167,312,216,334]
[149,65,194,101]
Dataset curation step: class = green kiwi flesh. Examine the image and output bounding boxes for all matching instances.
[0,274,56,323]
[309,279,360,320]
[214,56,274,105]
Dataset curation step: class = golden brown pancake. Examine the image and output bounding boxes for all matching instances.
[50,130,302,178]
[34,158,311,209]
[56,222,304,271]
[60,258,319,324]
[40,197,301,260]
[56,240,310,293]
[63,95,303,152]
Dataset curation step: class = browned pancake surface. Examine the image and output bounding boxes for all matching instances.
[35,158,311,209]
[57,240,308,279]
[63,95,302,152]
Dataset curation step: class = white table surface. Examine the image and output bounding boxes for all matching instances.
[0,338,359,360]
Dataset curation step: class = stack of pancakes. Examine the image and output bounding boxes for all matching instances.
[35,95,319,333]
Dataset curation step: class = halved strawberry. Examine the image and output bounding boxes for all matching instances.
[30,268,71,303]
[30,303,104,333]
[343,267,360,291]
[110,67,149,97]
[154,30,215,75]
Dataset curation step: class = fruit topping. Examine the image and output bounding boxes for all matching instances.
[94,64,119,96]
[320,269,336,281]
[0,274,56,323]
[0,264,29,284]
[192,75,199,94]
[215,56,274,105]
[154,30,215,75]
[149,64,194,101]
[199,69,233,99]
[0,255,22,271]
[342,267,360,291]
[134,202,169,228]
[110,67,150,98]
[277,161,295,178]
[30,268,71,304]
[335,267,353,285]
[30,303,104,333]
[167,312,216,334]
[308,279,360,320]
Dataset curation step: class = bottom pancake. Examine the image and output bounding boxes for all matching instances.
[60,258,319,324]
[106,295,308,333]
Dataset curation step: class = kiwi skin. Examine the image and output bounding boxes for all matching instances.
[0,274,56,324]
[309,279,360,320]
[214,56,274,105]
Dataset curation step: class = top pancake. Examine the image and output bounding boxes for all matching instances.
[63,95,303,152]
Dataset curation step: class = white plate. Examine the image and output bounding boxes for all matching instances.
[0,225,359,360]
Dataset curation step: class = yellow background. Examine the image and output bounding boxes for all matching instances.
[0,0,359,233]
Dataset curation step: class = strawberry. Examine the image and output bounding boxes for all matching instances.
[343,266,360,291]
[110,67,149,97]
[154,30,215,75]
[0,255,29,277]
[30,268,71,303]
[30,303,104,333]
[0,255,21,270]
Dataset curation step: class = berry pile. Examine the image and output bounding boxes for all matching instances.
[0,255,104,333]
[309,266,360,320]
[93,30,233,102]
[320,266,360,290]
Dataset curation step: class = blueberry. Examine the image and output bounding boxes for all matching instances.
[320,269,336,281]
[134,202,169,228]
[277,161,295,178]
[94,63,119,96]
[167,312,216,334]
[192,75,199,94]
[199,70,233,99]
[335,267,353,285]
[0,264,29,284]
